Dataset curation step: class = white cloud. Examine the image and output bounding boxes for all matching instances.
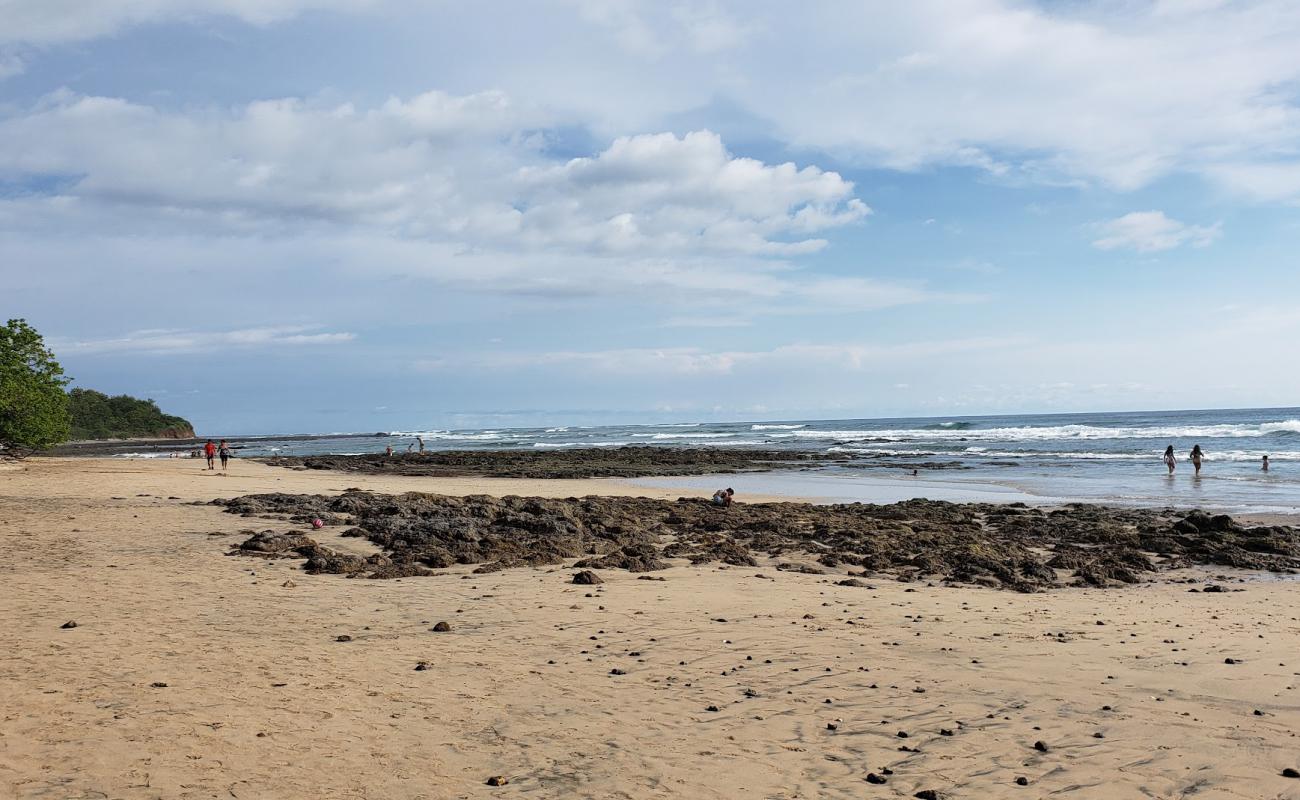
[54,325,356,355]
[0,89,919,320]
[416,337,1022,376]
[0,92,866,258]
[6,2,1300,194]
[1091,211,1222,253]
[0,0,374,45]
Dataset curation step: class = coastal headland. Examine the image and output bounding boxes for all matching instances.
[3,456,1299,798]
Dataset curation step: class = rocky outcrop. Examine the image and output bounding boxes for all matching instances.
[261,446,820,479]
[215,492,1300,590]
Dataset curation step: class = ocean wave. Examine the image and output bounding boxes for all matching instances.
[533,441,629,448]
[633,432,739,440]
[751,423,806,430]
[827,446,1300,462]
[923,421,975,430]
[792,420,1300,443]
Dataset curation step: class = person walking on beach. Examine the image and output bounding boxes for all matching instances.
[1163,445,1177,474]
[203,439,216,470]
[1190,444,1204,476]
[218,440,231,471]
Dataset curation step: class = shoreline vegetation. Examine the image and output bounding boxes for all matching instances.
[67,388,194,441]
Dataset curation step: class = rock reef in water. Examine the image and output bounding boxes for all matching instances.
[262,446,822,479]
[217,492,1300,591]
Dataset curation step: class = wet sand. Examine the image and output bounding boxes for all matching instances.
[3,458,1300,799]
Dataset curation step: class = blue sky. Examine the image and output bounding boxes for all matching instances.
[3,0,1300,434]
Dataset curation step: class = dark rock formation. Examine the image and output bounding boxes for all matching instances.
[214,492,1300,590]
[261,446,820,479]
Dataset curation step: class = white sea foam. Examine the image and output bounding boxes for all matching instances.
[751,423,806,430]
[533,441,629,448]
[827,445,1300,462]
[633,432,739,440]
[792,420,1300,443]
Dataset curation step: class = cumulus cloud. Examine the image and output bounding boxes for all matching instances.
[54,325,356,355]
[0,89,912,319]
[1091,211,1222,253]
[8,2,1300,193]
[0,91,866,257]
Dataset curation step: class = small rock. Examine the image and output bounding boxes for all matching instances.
[336,635,352,642]
[414,662,430,671]
[59,621,77,629]
[1282,768,1299,778]
[914,791,943,800]
[1224,657,1240,664]
[572,570,603,585]
[1015,776,1029,786]
[865,772,887,784]
[1033,740,1049,752]
[610,668,626,675]
[150,682,168,688]
[432,621,452,632]
[486,775,509,786]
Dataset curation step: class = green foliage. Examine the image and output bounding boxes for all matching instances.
[0,319,71,455]
[67,388,194,441]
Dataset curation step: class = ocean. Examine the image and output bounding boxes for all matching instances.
[120,407,1300,515]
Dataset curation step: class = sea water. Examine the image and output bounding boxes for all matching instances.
[124,407,1300,514]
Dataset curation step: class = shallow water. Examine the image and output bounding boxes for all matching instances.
[120,406,1300,514]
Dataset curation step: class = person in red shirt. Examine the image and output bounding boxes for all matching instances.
[203,440,216,470]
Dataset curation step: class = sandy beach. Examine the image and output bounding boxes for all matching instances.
[3,458,1300,799]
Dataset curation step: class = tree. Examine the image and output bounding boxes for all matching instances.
[67,388,194,440]
[0,319,71,456]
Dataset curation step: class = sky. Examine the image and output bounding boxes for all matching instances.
[3,0,1300,434]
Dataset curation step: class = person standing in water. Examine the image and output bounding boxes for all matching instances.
[1163,445,1177,474]
[1190,444,1204,476]
[218,439,232,471]
[1263,455,1270,472]
[417,436,425,453]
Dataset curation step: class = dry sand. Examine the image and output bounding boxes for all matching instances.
[2,458,1299,799]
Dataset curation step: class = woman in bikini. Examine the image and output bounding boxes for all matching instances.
[1163,445,1176,475]
[1190,444,1204,476]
